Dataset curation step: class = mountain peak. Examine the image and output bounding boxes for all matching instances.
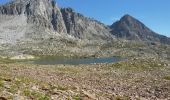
[121,14,134,19]
[110,14,143,30]
[119,14,140,24]
[110,14,170,44]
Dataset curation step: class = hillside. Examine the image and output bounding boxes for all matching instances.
[0,0,169,58]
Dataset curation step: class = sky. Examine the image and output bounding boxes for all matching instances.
[0,0,170,37]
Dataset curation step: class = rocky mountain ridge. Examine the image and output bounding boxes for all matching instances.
[0,0,114,43]
[0,0,170,44]
[61,8,113,40]
[0,0,170,57]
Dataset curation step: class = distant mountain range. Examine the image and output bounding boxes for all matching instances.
[0,0,170,57]
[0,0,170,44]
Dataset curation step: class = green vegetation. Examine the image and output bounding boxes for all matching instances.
[23,89,31,97]
[7,84,18,93]
[23,90,50,100]
[0,57,16,63]
[114,96,131,100]
[0,79,4,92]
[0,57,36,64]
[72,95,81,100]
[56,85,69,91]
[163,76,170,80]
[31,91,50,100]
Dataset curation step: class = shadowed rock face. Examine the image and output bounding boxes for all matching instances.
[61,8,113,39]
[110,15,170,44]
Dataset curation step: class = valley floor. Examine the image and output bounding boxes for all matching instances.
[0,58,170,100]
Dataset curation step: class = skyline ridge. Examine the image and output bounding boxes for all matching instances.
[56,0,170,37]
[0,0,170,37]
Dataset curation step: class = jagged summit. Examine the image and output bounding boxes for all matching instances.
[60,7,112,39]
[0,0,67,31]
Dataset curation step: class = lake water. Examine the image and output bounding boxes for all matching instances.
[31,56,124,65]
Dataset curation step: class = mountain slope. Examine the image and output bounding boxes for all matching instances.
[0,0,170,57]
[0,0,114,44]
[0,0,67,33]
[61,8,113,40]
[0,0,68,43]
[110,15,170,44]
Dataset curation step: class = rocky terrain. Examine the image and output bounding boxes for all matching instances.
[0,58,170,100]
[0,0,170,100]
[0,0,170,58]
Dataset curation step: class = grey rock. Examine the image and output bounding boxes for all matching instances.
[0,0,67,42]
[110,14,170,44]
[61,8,113,40]
[0,0,114,44]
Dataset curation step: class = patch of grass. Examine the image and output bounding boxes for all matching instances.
[0,79,4,92]
[163,76,170,80]
[0,57,16,63]
[40,83,51,91]
[7,84,18,93]
[56,85,69,91]
[72,95,81,100]
[114,96,131,100]
[30,91,50,100]
[23,89,31,97]
[18,76,37,85]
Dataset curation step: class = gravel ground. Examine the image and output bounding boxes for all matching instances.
[0,58,170,100]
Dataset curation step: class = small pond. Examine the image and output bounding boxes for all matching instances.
[30,56,124,65]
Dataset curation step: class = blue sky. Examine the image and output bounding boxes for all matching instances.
[1,0,170,37]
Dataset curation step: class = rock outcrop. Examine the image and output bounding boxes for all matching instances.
[0,0,67,33]
[0,0,67,43]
